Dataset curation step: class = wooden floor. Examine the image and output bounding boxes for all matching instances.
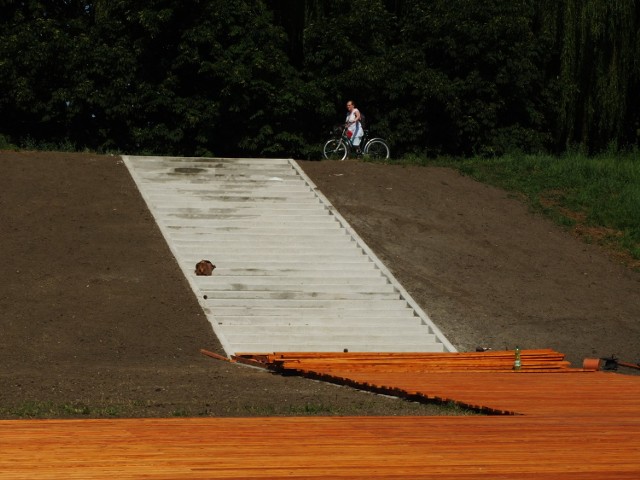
[241,350,640,416]
[2,415,640,479]
[2,350,640,479]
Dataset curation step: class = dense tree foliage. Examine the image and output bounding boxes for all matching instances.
[1,0,639,157]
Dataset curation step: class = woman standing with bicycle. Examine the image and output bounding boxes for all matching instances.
[345,100,364,153]
[322,100,389,161]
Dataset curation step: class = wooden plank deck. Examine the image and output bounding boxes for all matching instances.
[2,349,639,478]
[246,349,575,373]
[2,415,640,479]
[239,350,640,416]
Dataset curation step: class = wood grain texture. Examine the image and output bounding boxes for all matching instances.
[3,349,639,478]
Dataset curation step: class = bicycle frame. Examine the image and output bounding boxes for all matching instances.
[323,125,390,160]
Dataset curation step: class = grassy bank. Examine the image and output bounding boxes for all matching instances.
[390,151,640,267]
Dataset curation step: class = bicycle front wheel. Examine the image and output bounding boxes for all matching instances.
[323,139,348,161]
[364,139,390,160]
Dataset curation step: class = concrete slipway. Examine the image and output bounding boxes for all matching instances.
[122,156,456,356]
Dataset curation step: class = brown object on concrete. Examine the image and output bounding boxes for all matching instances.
[195,259,216,276]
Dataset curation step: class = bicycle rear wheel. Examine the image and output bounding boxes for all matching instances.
[323,139,348,161]
[364,139,390,160]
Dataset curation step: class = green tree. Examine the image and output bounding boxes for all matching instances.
[2,0,639,156]
[386,0,549,155]
[87,0,310,156]
[1,0,311,156]
[302,0,395,146]
[0,1,96,147]
[551,0,639,152]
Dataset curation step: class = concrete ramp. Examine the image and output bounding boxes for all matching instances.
[122,156,455,356]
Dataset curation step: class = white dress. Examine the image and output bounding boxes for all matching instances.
[346,108,364,146]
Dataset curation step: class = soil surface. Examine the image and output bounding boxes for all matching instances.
[1,151,639,418]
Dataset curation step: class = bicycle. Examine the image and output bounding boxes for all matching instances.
[322,125,390,161]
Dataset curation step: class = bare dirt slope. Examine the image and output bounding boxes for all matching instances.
[1,151,638,418]
[299,160,640,369]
